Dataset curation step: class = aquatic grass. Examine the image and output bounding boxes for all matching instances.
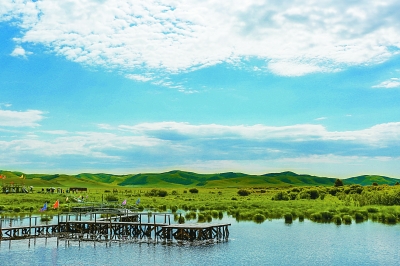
[2,184,400,225]
[354,212,365,222]
[253,213,266,223]
[385,214,397,224]
[342,215,352,225]
[332,215,342,225]
[284,213,293,223]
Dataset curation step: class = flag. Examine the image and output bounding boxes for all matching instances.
[66,197,68,202]
[0,174,5,179]
[40,202,47,212]
[122,199,127,205]
[136,198,140,205]
[19,174,24,179]
[53,200,59,209]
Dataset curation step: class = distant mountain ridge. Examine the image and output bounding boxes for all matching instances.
[0,170,399,188]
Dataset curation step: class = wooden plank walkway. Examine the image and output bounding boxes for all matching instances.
[161,223,230,242]
[1,219,230,243]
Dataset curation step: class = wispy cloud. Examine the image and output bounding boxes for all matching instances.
[10,46,32,58]
[372,78,400,89]
[1,120,400,175]
[125,74,153,82]
[0,109,45,127]
[2,0,400,79]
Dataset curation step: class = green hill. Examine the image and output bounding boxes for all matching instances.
[1,169,399,188]
[345,175,399,186]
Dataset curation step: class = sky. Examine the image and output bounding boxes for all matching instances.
[1,0,400,178]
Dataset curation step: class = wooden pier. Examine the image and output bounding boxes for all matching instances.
[0,212,230,244]
[161,223,230,242]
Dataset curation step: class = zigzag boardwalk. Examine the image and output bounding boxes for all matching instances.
[0,210,230,244]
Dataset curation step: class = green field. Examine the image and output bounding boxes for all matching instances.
[1,169,400,225]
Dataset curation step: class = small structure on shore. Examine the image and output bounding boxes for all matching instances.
[69,187,88,193]
[1,183,30,193]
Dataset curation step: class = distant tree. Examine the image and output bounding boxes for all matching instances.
[395,181,399,186]
[334,179,344,187]
[372,182,378,186]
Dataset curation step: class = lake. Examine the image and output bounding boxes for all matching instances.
[1,216,399,265]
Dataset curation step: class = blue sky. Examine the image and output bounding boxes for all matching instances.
[1,0,400,178]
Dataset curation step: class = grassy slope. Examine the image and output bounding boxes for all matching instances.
[1,170,399,188]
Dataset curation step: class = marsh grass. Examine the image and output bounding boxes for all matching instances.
[1,185,400,225]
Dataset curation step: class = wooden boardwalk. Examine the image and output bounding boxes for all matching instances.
[161,223,230,242]
[1,213,230,243]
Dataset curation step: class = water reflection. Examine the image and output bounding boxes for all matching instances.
[1,218,400,265]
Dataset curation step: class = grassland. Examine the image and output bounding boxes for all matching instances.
[1,169,400,225]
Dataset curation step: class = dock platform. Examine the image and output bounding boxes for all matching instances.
[0,211,230,244]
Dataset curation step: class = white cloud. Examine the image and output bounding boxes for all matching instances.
[372,78,400,88]
[10,46,32,58]
[125,74,153,82]
[1,120,400,175]
[2,0,400,77]
[0,109,45,127]
[119,121,400,146]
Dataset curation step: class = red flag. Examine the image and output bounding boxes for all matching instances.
[0,174,5,179]
[53,200,59,209]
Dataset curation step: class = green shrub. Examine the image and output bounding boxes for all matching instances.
[41,215,52,222]
[284,213,293,223]
[310,213,322,221]
[367,207,379,213]
[158,190,168,197]
[334,179,344,187]
[386,214,397,224]
[355,212,364,222]
[198,213,205,222]
[211,210,219,218]
[253,213,266,223]
[189,188,199,194]
[105,195,118,202]
[332,215,342,225]
[178,215,185,224]
[320,211,333,221]
[13,207,21,212]
[342,215,352,224]
[309,189,319,199]
[272,191,289,201]
[288,192,298,200]
[237,189,250,196]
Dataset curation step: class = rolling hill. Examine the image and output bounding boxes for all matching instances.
[1,169,399,188]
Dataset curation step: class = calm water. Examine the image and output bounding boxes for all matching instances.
[1,217,399,266]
